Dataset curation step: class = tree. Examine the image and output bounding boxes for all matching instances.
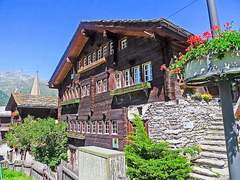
[5,116,68,170]
[124,114,192,180]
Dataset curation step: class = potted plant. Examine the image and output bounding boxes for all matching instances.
[170,23,240,85]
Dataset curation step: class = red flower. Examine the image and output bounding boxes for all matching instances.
[160,64,167,71]
[187,35,204,46]
[203,31,212,39]
[212,25,220,31]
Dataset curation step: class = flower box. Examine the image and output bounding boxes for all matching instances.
[184,53,240,85]
[110,82,151,96]
[61,99,80,106]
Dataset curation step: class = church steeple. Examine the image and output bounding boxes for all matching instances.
[31,71,40,96]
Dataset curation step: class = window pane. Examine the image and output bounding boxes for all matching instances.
[133,66,141,84]
[144,62,153,82]
[124,69,130,87]
[115,72,121,89]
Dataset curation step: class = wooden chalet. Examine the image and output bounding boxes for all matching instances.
[49,18,191,166]
[6,74,57,122]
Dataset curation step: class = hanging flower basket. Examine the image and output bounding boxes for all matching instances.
[170,23,240,86]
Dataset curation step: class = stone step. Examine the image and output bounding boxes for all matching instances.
[211,121,223,126]
[192,166,218,177]
[194,158,225,168]
[201,140,226,146]
[205,135,225,141]
[207,130,224,136]
[189,172,217,180]
[200,145,226,153]
[200,152,227,160]
[211,167,229,177]
[212,116,223,121]
[209,125,224,130]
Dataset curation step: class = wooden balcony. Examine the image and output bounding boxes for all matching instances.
[67,131,85,140]
[77,57,107,74]
[110,82,151,96]
[61,99,80,106]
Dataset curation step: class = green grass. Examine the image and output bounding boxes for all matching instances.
[2,168,32,180]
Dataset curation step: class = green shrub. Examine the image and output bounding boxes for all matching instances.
[5,116,68,170]
[124,114,192,180]
[2,168,32,180]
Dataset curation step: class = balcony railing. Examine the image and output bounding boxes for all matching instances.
[77,57,107,74]
[110,82,151,96]
[61,99,80,106]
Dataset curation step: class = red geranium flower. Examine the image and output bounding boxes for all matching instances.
[160,64,167,71]
[187,35,204,46]
[203,31,212,39]
[212,25,220,31]
[185,46,191,52]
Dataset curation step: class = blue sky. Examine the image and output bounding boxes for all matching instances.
[0,0,239,80]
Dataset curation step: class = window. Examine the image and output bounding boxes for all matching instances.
[105,121,110,134]
[92,52,96,62]
[123,69,131,87]
[86,84,90,96]
[87,122,91,133]
[96,79,107,94]
[109,41,114,55]
[112,121,118,134]
[103,45,108,57]
[82,122,85,133]
[120,38,127,50]
[97,48,103,60]
[83,57,87,66]
[102,79,107,92]
[115,72,122,89]
[71,121,75,131]
[143,62,153,82]
[92,121,96,134]
[96,80,102,94]
[133,66,141,84]
[77,121,81,132]
[87,55,92,65]
[98,121,103,134]
[81,84,90,97]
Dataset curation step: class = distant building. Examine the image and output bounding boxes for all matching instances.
[0,107,11,140]
[5,73,58,122]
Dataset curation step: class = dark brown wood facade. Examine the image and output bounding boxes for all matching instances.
[52,19,190,152]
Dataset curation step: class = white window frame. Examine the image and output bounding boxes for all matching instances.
[77,121,81,133]
[98,121,103,134]
[97,48,103,60]
[133,66,141,84]
[115,72,122,89]
[86,84,90,96]
[109,41,114,55]
[104,121,110,134]
[120,38,127,50]
[92,121,96,134]
[111,121,118,134]
[86,122,91,133]
[92,52,96,62]
[83,57,87,66]
[87,55,92,65]
[82,122,85,133]
[143,62,153,82]
[102,79,107,92]
[96,80,102,94]
[103,45,108,57]
[123,69,131,87]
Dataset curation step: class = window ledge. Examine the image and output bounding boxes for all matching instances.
[61,99,80,106]
[110,82,151,96]
[78,57,106,74]
[67,131,85,140]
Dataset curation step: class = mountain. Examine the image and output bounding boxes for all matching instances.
[0,71,57,106]
[0,90,9,106]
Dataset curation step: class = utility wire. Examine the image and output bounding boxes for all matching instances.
[166,0,200,20]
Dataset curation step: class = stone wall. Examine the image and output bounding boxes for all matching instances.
[141,99,222,148]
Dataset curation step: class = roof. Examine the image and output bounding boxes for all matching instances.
[49,18,192,87]
[6,93,57,110]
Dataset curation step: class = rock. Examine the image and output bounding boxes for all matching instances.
[194,158,225,168]
[192,166,218,177]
